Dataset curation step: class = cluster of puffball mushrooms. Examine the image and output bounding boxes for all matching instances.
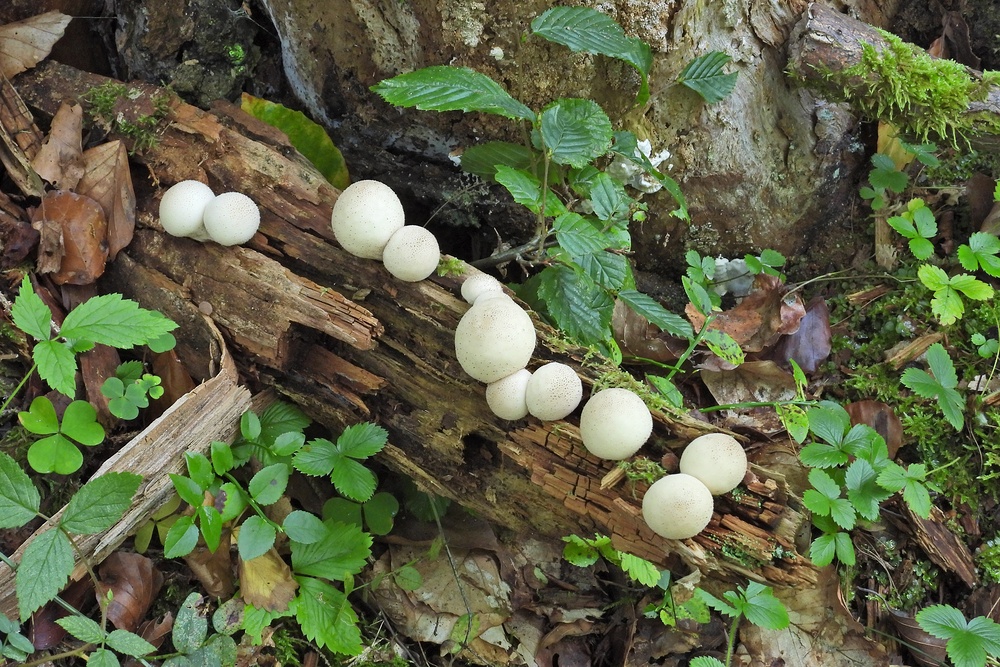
[157,178,748,542]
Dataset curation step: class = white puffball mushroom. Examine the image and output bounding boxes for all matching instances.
[461,273,505,305]
[159,180,215,240]
[642,474,715,540]
[331,180,405,259]
[382,226,440,281]
[486,369,532,420]
[525,362,582,421]
[202,192,261,246]
[579,388,653,460]
[679,433,748,495]
[454,297,536,383]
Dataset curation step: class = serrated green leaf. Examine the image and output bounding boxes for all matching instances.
[589,172,630,222]
[241,93,349,189]
[618,289,693,339]
[930,286,965,325]
[106,629,156,657]
[55,615,104,643]
[238,515,276,561]
[537,265,614,345]
[337,422,388,459]
[807,469,841,501]
[562,535,600,567]
[950,274,994,301]
[248,463,290,506]
[33,339,78,398]
[293,438,337,477]
[689,656,727,667]
[0,452,40,527]
[495,165,544,214]
[925,343,958,388]
[807,403,850,446]
[59,293,177,348]
[530,6,651,105]
[292,521,372,582]
[61,472,141,534]
[809,533,836,566]
[958,232,1000,277]
[459,141,536,181]
[87,648,119,667]
[11,275,51,341]
[835,532,856,565]
[163,515,199,558]
[553,212,610,257]
[742,583,789,630]
[887,215,917,238]
[539,98,613,168]
[17,529,73,620]
[577,250,631,291]
[917,263,951,291]
[371,65,534,121]
[619,553,660,587]
[330,457,377,503]
[678,51,738,103]
[694,588,737,618]
[258,401,309,445]
[845,459,890,521]
[293,576,363,655]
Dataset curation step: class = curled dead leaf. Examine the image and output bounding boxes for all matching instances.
[238,548,297,611]
[770,296,831,373]
[845,400,904,458]
[31,101,84,190]
[31,190,108,285]
[186,531,237,599]
[78,140,135,259]
[0,11,71,79]
[96,551,164,632]
[611,299,685,362]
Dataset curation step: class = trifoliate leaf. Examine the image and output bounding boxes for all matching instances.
[957,232,1000,277]
[337,422,388,459]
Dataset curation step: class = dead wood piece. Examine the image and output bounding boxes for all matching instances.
[904,504,978,587]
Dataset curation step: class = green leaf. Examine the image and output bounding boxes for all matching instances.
[530,6,652,106]
[170,473,206,508]
[283,510,329,544]
[459,141,536,181]
[163,515,199,558]
[240,93,349,189]
[917,263,951,291]
[539,98,613,168]
[322,497,363,528]
[694,588,738,618]
[87,648,119,667]
[33,339,78,398]
[702,329,745,366]
[678,51,738,103]
[293,577,363,655]
[809,533,837,567]
[394,565,423,591]
[271,431,305,457]
[56,615,105,643]
[60,293,177,348]
[17,529,73,620]
[917,605,1000,667]
[248,463,290,506]
[777,404,809,444]
[618,289,693,339]
[806,403,850,445]
[537,265,614,345]
[27,435,83,475]
[337,422,388,459]
[238,515,277,561]
[106,629,156,657]
[589,172,630,223]
[869,153,908,192]
[371,65,534,121]
[362,492,399,536]
[241,410,262,442]
[11,275,51,340]
[258,401,309,445]
[926,343,958,389]
[689,658,727,667]
[293,437,337,477]
[553,212,611,257]
[173,592,208,654]
[901,344,964,431]
[741,583,789,630]
[18,396,58,435]
[60,472,141,534]
[213,597,244,635]
[60,400,105,446]
[619,553,660,587]
[951,274,994,301]
[577,250,631,291]
[495,165,544,214]
[211,441,234,476]
[292,520,372,582]
[330,458,376,503]
[887,215,917,238]
[198,505,223,553]
[958,232,1000,277]
[0,452,40,528]
[562,534,600,567]
[845,459,891,521]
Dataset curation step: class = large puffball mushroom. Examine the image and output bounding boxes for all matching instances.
[203,192,261,246]
[486,369,532,420]
[642,474,714,540]
[525,362,582,421]
[159,180,215,240]
[461,273,504,305]
[454,297,536,383]
[679,433,748,495]
[382,226,440,282]
[579,388,653,460]
[331,180,405,259]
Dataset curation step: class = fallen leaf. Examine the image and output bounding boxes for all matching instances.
[31,190,108,284]
[888,609,947,667]
[238,548,297,611]
[30,577,93,650]
[78,140,135,260]
[611,299,685,362]
[31,101,84,190]
[186,532,237,599]
[770,296,831,373]
[701,360,797,435]
[0,11,71,79]
[96,552,164,632]
[0,207,37,269]
[687,274,805,354]
[845,400,904,458]
[151,349,196,414]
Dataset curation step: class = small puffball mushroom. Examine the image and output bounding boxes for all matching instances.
[679,433,748,495]
[486,369,532,420]
[461,273,505,305]
[159,180,215,240]
[455,297,536,383]
[579,388,652,460]
[331,180,405,259]
[642,474,714,540]
[203,192,261,246]
[525,362,582,421]
[382,226,440,281]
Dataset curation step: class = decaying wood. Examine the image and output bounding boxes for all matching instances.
[787,3,1000,145]
[0,317,251,619]
[16,61,819,589]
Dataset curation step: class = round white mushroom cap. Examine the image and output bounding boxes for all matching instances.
[203,192,261,246]
[642,474,714,540]
[331,180,405,259]
[525,362,582,421]
[159,180,215,240]
[382,226,440,282]
[679,433,748,495]
[461,273,505,305]
[486,369,532,420]
[578,387,652,460]
[454,297,536,383]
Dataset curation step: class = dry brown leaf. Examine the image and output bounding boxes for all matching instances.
[770,296,831,373]
[186,532,236,599]
[611,299,685,362]
[0,206,37,269]
[0,11,71,79]
[78,140,135,259]
[31,190,108,285]
[888,609,948,667]
[701,360,797,435]
[96,552,164,632]
[238,548,297,611]
[32,101,84,190]
[151,348,197,415]
[845,400,904,458]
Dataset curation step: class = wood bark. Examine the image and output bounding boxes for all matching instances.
[14,60,824,592]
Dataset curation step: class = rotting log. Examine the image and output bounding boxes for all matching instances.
[787,2,1000,146]
[16,61,819,589]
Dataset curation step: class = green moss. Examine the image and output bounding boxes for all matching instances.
[81,81,172,153]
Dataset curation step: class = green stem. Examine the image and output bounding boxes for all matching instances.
[723,612,742,667]
[700,399,820,413]
[0,363,36,415]
[223,472,282,533]
[923,456,961,477]
[537,151,552,257]
[662,316,716,385]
